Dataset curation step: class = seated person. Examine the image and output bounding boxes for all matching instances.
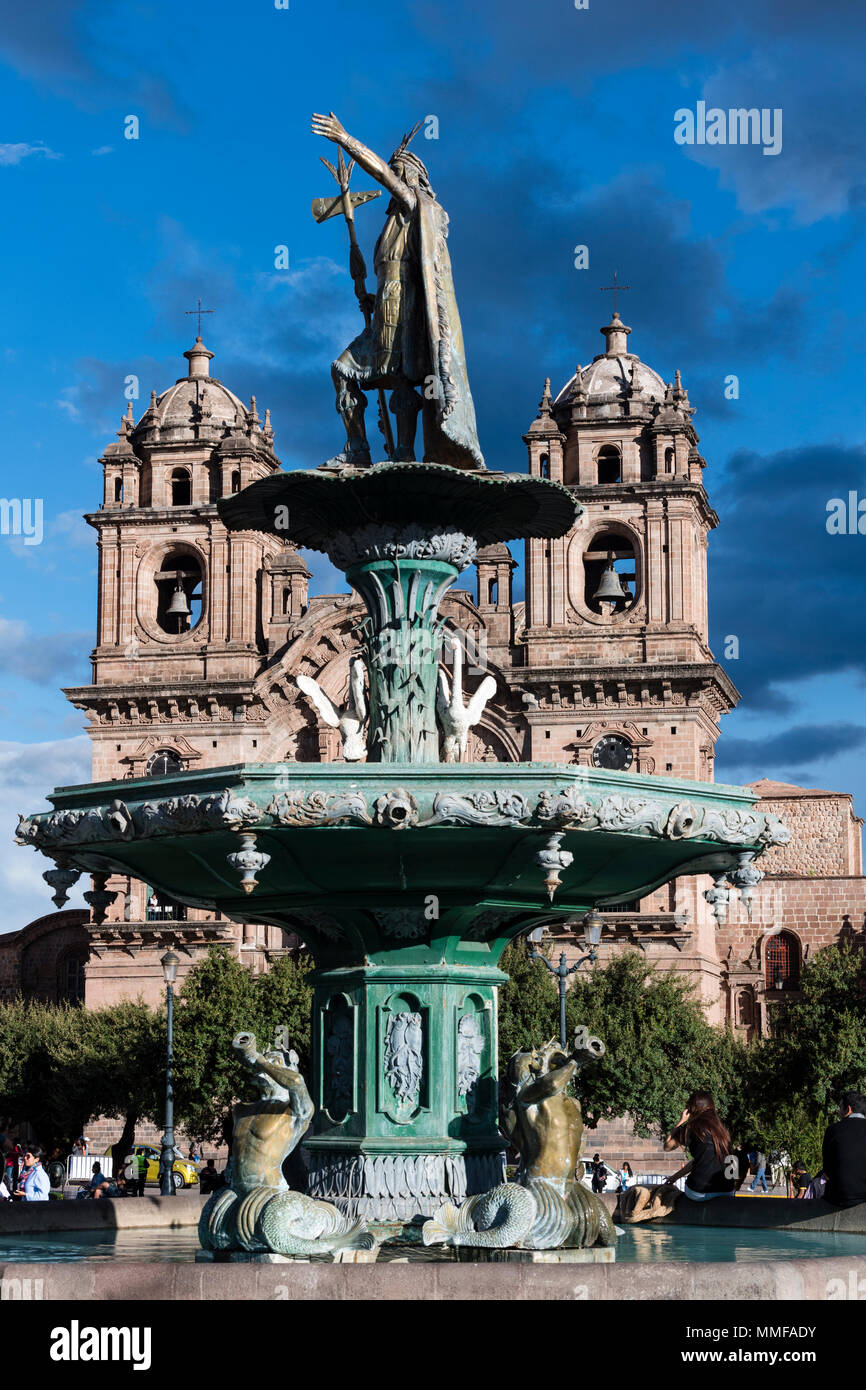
[822,1090,866,1209]
[199,1159,224,1194]
[664,1090,736,1201]
[87,1161,112,1199]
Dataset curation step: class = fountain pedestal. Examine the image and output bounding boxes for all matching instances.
[307,957,507,1221]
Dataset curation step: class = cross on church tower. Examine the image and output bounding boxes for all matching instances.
[185,297,213,337]
[600,271,630,317]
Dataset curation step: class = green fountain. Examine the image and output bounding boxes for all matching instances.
[17,114,787,1256]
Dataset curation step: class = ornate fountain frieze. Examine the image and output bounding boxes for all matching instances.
[384,1011,424,1104]
[423,789,530,826]
[17,780,791,853]
[328,523,478,572]
[267,789,371,826]
[307,1150,505,1224]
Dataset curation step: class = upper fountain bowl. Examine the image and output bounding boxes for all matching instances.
[217,461,581,559]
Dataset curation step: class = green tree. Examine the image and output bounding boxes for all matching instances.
[171,946,313,1143]
[0,998,163,1165]
[732,943,866,1173]
[496,939,558,1069]
[563,949,743,1140]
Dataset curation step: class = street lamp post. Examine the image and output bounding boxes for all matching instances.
[159,950,179,1197]
[530,911,604,1047]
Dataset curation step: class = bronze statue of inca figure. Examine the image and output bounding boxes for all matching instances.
[423,1029,616,1250]
[311,112,484,470]
[199,1033,375,1258]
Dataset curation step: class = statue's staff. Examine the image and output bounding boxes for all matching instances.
[312,149,395,459]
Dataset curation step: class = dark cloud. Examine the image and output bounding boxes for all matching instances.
[709,443,866,707]
[715,723,866,775]
[680,46,866,224]
[0,1,190,129]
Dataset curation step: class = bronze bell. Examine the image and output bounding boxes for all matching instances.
[592,559,625,603]
[167,581,191,617]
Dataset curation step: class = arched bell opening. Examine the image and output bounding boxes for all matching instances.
[583,530,637,617]
[154,550,204,634]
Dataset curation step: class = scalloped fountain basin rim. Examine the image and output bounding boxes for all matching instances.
[18,763,787,921]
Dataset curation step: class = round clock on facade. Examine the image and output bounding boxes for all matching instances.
[592,734,634,771]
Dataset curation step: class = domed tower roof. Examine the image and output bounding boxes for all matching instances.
[553,314,668,420]
[131,337,256,448]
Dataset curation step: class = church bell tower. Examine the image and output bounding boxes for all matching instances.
[520,308,738,783]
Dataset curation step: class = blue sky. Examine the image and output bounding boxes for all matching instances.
[1,0,865,924]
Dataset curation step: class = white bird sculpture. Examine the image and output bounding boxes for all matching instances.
[296,657,367,761]
[436,635,497,763]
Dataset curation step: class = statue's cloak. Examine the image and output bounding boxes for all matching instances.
[415,189,484,470]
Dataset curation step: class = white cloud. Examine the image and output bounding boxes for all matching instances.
[0,142,61,167]
[0,617,92,682]
[91,145,113,156]
[55,390,81,419]
[0,735,92,934]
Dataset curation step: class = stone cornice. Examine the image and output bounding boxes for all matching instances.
[567,480,718,529]
[504,662,740,711]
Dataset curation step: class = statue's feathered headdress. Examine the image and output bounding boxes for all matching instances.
[389,118,430,184]
[391,118,424,161]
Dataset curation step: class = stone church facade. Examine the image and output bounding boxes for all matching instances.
[6,314,864,1096]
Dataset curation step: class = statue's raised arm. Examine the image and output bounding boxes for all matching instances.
[311,112,414,210]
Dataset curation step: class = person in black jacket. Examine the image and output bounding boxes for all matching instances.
[822,1090,866,1209]
[664,1091,736,1201]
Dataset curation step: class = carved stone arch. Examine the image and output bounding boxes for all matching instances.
[466,715,522,763]
[136,537,209,645]
[121,733,203,778]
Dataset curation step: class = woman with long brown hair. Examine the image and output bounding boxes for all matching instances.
[664,1090,736,1202]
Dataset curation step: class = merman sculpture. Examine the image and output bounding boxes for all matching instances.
[423,1029,616,1250]
[199,1033,376,1258]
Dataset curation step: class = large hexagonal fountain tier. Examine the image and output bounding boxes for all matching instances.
[18,759,786,1223]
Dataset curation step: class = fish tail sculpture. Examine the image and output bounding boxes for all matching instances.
[257,1192,377,1256]
[422,1184,535,1247]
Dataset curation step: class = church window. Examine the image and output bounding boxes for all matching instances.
[539,453,550,479]
[146,749,184,776]
[113,477,123,502]
[155,551,203,634]
[231,470,241,494]
[487,577,498,604]
[584,531,636,615]
[664,447,675,472]
[62,956,86,1005]
[170,468,192,506]
[597,445,621,484]
[765,932,800,991]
